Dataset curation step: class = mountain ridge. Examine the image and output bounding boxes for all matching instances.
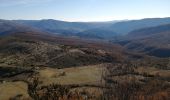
[115,24,170,57]
[1,17,170,39]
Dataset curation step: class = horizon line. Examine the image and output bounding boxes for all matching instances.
[1,17,170,23]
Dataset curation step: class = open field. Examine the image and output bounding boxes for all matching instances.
[0,62,170,100]
[0,64,106,100]
[38,64,105,85]
[0,81,30,100]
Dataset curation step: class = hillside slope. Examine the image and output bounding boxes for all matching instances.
[110,17,170,34]
[0,20,42,36]
[115,24,170,57]
[0,26,125,68]
[76,28,117,39]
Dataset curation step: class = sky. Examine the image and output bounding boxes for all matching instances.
[0,0,170,22]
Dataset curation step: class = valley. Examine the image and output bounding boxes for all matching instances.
[0,18,170,100]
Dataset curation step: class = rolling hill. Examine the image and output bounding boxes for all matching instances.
[0,21,125,68]
[115,24,170,57]
[0,19,42,36]
[109,17,170,34]
[1,18,170,58]
[1,18,170,100]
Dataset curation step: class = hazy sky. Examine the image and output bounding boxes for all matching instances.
[0,0,170,22]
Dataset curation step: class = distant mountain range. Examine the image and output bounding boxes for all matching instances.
[0,17,170,58]
[14,19,116,36]
[1,17,170,39]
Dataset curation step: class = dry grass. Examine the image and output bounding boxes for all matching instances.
[0,81,30,100]
[135,66,170,77]
[71,87,103,98]
[111,75,145,83]
[38,64,105,85]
